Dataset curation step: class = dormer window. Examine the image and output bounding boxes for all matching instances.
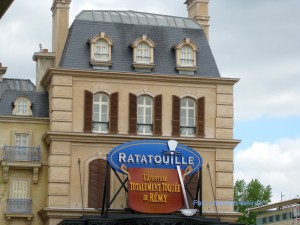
[175,38,198,75]
[131,35,155,72]
[12,97,33,116]
[89,32,113,70]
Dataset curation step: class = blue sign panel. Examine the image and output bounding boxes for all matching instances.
[108,140,203,174]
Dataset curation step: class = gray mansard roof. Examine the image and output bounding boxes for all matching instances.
[60,10,220,77]
[0,79,49,117]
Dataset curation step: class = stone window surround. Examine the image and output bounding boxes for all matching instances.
[12,97,33,116]
[89,32,113,68]
[131,35,156,70]
[175,38,198,73]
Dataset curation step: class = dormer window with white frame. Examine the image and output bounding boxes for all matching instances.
[89,32,113,70]
[175,38,198,75]
[131,35,155,72]
[12,97,33,116]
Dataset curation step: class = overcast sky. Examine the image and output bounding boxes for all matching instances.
[0,0,300,203]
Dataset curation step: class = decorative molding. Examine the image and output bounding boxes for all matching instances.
[42,131,240,149]
[0,116,49,124]
[32,167,39,184]
[2,162,42,183]
[2,163,9,183]
[41,68,239,91]
[5,213,33,225]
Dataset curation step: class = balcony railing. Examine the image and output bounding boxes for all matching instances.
[3,145,40,162]
[7,199,32,213]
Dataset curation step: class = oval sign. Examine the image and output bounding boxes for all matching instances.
[107,140,203,174]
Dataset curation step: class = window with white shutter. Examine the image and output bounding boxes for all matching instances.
[12,180,28,199]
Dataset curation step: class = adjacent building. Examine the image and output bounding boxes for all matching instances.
[0,1,240,224]
[249,198,300,225]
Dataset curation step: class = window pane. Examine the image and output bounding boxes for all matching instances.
[100,123,108,131]
[188,118,194,126]
[145,107,151,116]
[145,96,152,105]
[94,94,100,102]
[101,94,108,102]
[188,109,194,118]
[93,105,99,113]
[145,115,151,124]
[101,113,108,122]
[145,125,152,133]
[181,109,186,118]
[137,115,143,123]
[137,107,143,117]
[101,105,107,114]
[188,99,195,107]
[93,112,99,121]
[181,99,187,107]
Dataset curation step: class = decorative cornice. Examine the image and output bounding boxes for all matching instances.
[0,116,49,124]
[42,131,240,149]
[41,68,239,90]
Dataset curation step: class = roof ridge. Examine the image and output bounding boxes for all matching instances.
[78,10,191,20]
[75,10,201,29]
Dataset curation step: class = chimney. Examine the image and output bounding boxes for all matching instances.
[33,49,55,92]
[185,0,210,40]
[51,0,71,67]
[0,63,7,82]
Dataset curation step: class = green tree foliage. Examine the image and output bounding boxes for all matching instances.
[234,179,272,225]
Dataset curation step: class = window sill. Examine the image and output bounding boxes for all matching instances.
[92,130,109,134]
[137,133,153,136]
[176,66,198,75]
[132,63,154,72]
[90,60,112,70]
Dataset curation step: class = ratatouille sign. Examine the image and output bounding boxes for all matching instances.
[107,140,203,213]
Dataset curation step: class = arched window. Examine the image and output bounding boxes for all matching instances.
[131,35,155,72]
[175,38,198,75]
[89,32,113,69]
[88,159,110,208]
[12,97,33,116]
[180,97,196,136]
[93,93,109,133]
[84,91,118,134]
[128,93,162,136]
[137,95,153,135]
[172,95,205,137]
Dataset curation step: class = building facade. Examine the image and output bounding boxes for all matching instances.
[0,1,240,224]
[250,198,300,225]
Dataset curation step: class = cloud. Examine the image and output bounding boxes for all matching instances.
[210,0,300,120]
[235,138,300,203]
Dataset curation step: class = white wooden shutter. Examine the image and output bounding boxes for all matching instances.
[12,180,28,199]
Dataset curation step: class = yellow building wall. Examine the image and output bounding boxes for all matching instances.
[41,69,239,224]
[0,118,49,225]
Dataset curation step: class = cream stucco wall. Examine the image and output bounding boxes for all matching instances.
[0,117,49,225]
[39,68,240,224]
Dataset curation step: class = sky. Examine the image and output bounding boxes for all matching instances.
[0,0,300,203]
